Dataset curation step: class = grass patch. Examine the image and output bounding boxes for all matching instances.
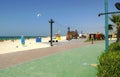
[0,43,105,77]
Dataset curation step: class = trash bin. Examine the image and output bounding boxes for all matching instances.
[36,37,41,42]
[21,35,25,45]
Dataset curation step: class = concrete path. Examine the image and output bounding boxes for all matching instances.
[0,39,104,69]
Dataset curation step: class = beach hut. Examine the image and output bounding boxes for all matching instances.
[56,34,61,40]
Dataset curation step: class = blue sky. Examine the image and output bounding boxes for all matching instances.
[0,0,120,36]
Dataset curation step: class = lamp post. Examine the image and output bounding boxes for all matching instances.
[104,0,109,52]
[98,1,120,51]
[49,19,54,46]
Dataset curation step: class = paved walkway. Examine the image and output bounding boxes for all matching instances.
[0,39,104,69]
[0,39,106,77]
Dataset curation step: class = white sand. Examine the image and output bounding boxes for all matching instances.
[0,36,66,54]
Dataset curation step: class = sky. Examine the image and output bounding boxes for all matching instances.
[0,0,120,36]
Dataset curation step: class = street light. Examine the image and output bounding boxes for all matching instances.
[104,0,109,52]
[99,0,109,52]
[98,1,120,51]
[115,2,120,10]
[98,2,120,16]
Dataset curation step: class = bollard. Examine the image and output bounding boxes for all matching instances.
[91,34,94,44]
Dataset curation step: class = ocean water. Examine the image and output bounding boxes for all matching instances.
[0,36,47,41]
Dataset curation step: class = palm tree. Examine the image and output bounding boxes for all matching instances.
[108,24,113,31]
[109,14,120,42]
[108,24,113,39]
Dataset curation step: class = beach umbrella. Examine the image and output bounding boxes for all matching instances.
[21,35,25,45]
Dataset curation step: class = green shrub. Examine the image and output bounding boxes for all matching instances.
[97,51,120,77]
[109,42,120,51]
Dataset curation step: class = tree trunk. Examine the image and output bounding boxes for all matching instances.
[116,26,120,43]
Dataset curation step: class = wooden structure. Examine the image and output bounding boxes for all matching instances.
[66,27,79,40]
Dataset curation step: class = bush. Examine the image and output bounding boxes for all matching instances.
[97,51,120,77]
[109,42,120,51]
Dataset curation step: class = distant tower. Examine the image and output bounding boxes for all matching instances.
[68,27,70,33]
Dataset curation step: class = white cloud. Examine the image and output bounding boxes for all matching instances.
[37,13,42,17]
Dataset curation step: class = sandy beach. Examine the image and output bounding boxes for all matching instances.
[0,36,67,54]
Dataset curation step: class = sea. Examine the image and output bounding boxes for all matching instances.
[0,36,47,41]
